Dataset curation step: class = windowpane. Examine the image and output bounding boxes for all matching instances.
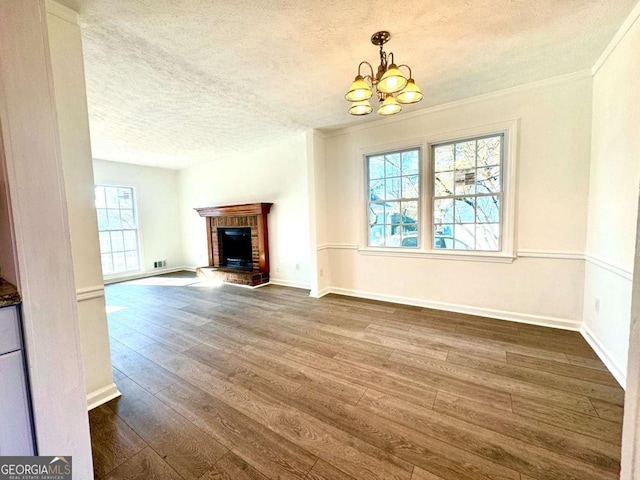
[118,188,133,208]
[434,171,454,197]
[105,187,119,208]
[476,196,500,223]
[369,203,385,226]
[107,209,122,229]
[385,153,401,177]
[95,187,106,208]
[369,226,384,246]
[101,254,113,275]
[367,148,420,248]
[477,136,501,167]
[97,210,108,230]
[432,134,503,252]
[434,145,453,172]
[454,168,476,195]
[402,175,419,199]
[385,177,401,200]
[434,198,454,223]
[434,224,454,249]
[120,209,135,229]
[477,166,501,193]
[125,251,139,270]
[476,223,500,250]
[401,227,418,248]
[401,201,419,227]
[123,230,137,250]
[401,151,419,175]
[99,231,111,252]
[454,224,475,250]
[369,156,385,179]
[110,231,125,252]
[454,198,475,223]
[370,179,384,201]
[455,141,475,169]
[113,252,126,272]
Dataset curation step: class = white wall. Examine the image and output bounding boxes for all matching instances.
[0,126,18,285]
[0,0,92,474]
[180,133,311,288]
[320,73,593,328]
[306,130,329,295]
[46,1,118,409]
[93,159,184,278]
[583,6,640,386]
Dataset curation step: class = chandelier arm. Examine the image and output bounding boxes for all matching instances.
[358,61,375,80]
[387,52,395,65]
[398,64,412,78]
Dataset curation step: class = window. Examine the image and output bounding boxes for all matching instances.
[432,134,503,251]
[367,148,420,248]
[362,124,515,259]
[95,185,141,275]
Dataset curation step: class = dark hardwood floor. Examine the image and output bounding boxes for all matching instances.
[90,272,624,480]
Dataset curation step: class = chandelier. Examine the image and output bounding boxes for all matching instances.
[345,31,423,116]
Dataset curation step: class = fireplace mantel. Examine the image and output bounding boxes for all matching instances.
[194,203,273,286]
[195,202,272,218]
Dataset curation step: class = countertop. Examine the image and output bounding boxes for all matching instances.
[0,278,21,307]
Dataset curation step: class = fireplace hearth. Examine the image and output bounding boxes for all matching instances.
[194,203,272,286]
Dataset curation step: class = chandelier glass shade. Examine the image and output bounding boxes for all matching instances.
[345,31,423,116]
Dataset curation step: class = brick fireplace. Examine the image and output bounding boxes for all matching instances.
[194,203,272,286]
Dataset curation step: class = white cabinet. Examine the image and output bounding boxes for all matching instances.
[0,305,35,455]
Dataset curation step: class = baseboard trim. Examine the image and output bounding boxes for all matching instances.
[580,323,626,388]
[310,287,331,298]
[327,287,581,331]
[86,383,121,411]
[270,278,311,290]
[103,266,193,285]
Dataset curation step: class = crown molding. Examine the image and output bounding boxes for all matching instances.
[322,69,592,139]
[45,0,79,25]
[592,1,640,75]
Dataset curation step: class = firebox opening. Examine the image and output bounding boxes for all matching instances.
[218,227,253,271]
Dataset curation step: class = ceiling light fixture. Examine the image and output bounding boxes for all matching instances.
[345,31,423,117]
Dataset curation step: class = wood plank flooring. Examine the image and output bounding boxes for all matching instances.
[90,272,624,480]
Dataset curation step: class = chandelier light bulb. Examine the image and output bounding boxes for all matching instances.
[345,75,373,102]
[377,95,402,116]
[377,64,408,94]
[396,78,423,104]
[348,99,373,116]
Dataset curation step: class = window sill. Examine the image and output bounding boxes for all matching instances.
[358,247,515,263]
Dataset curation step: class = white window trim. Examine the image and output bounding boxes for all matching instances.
[358,120,519,263]
[95,183,145,278]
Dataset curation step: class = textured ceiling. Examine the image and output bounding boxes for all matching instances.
[56,0,637,169]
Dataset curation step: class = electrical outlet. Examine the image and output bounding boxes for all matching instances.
[319,268,324,277]
[295,263,300,271]
[595,298,600,313]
